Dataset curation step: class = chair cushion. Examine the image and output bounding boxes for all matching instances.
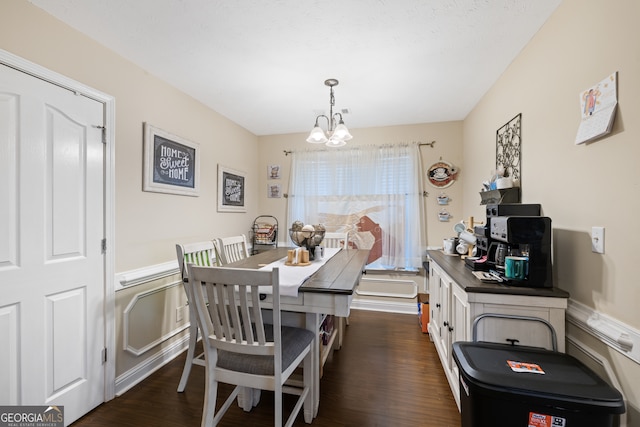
[217,325,314,375]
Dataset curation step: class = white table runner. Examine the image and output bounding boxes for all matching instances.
[258,247,341,297]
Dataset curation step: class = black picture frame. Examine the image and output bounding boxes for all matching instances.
[143,123,200,196]
[217,164,246,212]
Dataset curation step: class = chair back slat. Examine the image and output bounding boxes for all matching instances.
[188,265,278,357]
[323,231,349,249]
[249,289,267,344]
[237,286,255,345]
[216,235,250,264]
[176,241,218,280]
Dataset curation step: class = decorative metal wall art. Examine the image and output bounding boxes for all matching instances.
[496,113,521,183]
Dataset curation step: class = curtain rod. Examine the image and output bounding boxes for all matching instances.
[284,140,434,156]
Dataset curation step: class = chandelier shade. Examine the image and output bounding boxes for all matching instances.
[306,124,329,144]
[306,79,352,147]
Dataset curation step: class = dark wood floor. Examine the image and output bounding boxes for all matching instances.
[72,309,461,426]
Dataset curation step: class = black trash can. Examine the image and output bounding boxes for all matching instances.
[452,341,625,427]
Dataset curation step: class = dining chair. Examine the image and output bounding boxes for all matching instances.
[322,231,350,343]
[322,231,349,249]
[185,264,315,427]
[215,234,250,265]
[175,240,220,392]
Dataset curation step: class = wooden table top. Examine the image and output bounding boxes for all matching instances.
[226,247,370,295]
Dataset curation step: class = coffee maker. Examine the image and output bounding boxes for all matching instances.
[474,203,541,254]
[489,216,553,288]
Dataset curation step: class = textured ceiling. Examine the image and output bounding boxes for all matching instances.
[28,0,561,136]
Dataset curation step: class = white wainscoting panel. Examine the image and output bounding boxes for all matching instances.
[566,335,627,427]
[122,281,189,356]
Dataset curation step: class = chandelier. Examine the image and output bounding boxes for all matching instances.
[306,78,353,147]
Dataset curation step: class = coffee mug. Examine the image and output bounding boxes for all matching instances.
[456,241,469,255]
[505,256,528,280]
[443,238,456,254]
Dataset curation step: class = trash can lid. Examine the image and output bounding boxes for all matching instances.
[452,341,625,412]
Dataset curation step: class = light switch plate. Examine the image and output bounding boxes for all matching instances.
[592,226,605,254]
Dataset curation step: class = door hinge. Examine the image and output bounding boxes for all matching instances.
[102,348,107,364]
[101,238,107,254]
[93,124,106,144]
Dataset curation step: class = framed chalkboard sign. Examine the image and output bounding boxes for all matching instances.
[143,123,200,196]
[217,164,246,212]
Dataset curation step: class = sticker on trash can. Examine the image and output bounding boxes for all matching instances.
[507,360,545,374]
[528,412,566,427]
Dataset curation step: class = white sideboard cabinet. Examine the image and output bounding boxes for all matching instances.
[427,251,569,409]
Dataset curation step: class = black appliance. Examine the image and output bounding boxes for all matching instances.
[490,216,552,288]
[475,204,541,252]
[485,203,541,218]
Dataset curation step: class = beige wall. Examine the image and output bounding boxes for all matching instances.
[257,121,464,248]
[0,1,260,273]
[3,0,639,420]
[463,0,640,419]
[1,1,260,382]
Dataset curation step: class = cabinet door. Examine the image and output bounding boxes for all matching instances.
[439,274,451,363]
[429,265,442,338]
[449,283,470,392]
[451,284,470,345]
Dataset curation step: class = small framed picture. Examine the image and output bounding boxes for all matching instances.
[267,183,282,198]
[217,165,246,212]
[268,164,281,179]
[143,123,200,196]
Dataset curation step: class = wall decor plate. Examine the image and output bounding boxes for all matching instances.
[427,160,458,188]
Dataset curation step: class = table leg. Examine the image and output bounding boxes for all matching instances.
[305,312,320,418]
[237,387,261,411]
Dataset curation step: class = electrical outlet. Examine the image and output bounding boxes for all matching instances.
[592,226,605,254]
[176,306,184,323]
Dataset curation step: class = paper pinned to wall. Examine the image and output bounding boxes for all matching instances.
[575,72,617,145]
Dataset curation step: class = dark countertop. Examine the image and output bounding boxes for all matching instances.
[427,250,570,298]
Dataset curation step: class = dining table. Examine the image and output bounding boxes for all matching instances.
[225,246,370,419]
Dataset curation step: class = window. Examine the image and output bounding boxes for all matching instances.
[287,143,425,269]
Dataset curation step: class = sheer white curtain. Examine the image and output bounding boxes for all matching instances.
[287,143,425,269]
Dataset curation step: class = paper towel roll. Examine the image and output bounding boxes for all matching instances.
[496,177,513,189]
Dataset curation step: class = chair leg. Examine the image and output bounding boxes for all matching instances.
[274,382,282,427]
[202,362,217,427]
[177,319,199,392]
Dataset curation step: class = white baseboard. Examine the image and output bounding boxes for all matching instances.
[351,297,417,315]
